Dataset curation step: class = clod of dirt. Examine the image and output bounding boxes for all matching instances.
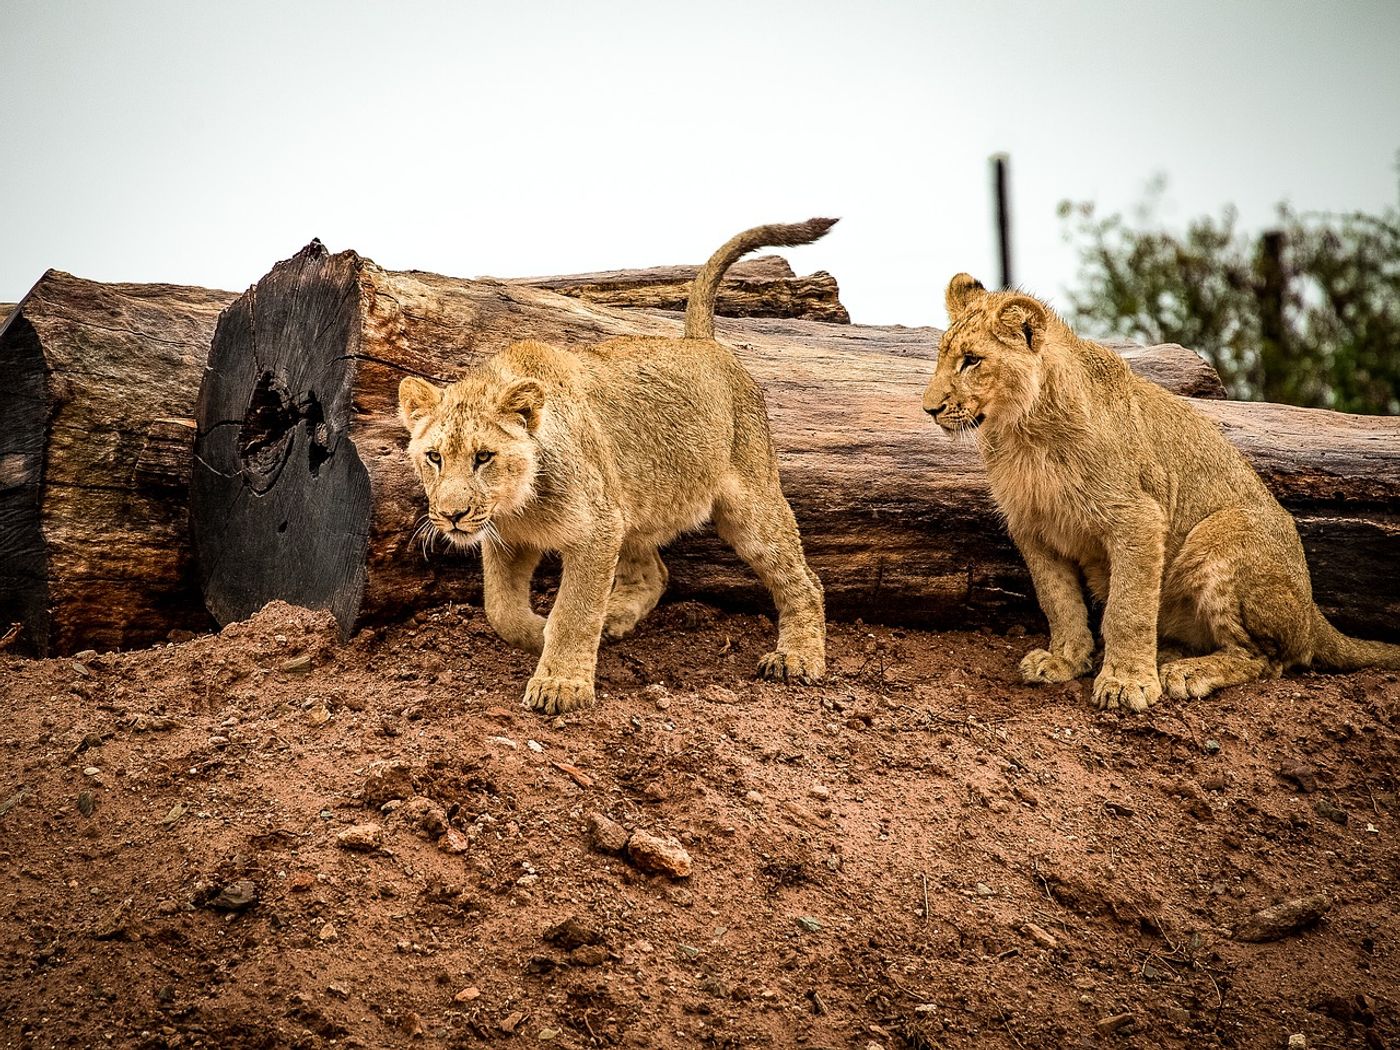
[400,1011,426,1038]
[207,879,258,912]
[1232,893,1333,942]
[1278,761,1320,793]
[544,915,603,950]
[586,811,630,854]
[401,796,448,839]
[626,829,693,878]
[1315,797,1349,825]
[569,944,609,966]
[360,760,416,807]
[335,823,384,852]
[1019,921,1059,949]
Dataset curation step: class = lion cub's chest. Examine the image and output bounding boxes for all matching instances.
[986,444,1105,562]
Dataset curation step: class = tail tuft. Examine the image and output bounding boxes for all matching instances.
[684,217,839,340]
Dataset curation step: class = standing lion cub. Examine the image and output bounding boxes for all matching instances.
[398,220,831,714]
[922,274,1400,711]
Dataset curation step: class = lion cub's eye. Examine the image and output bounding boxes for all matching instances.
[958,355,983,372]
[474,450,495,468]
[425,449,442,467]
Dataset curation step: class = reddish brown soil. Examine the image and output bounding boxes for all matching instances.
[1,600,1396,1049]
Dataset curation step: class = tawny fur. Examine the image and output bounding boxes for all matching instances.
[398,221,833,714]
[922,274,1400,712]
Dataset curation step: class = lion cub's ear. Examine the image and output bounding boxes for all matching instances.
[945,273,987,322]
[498,378,545,433]
[995,295,1049,351]
[399,376,443,429]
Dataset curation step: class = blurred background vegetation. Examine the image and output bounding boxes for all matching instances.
[1058,168,1400,415]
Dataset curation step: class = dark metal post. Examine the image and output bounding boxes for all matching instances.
[992,153,1013,289]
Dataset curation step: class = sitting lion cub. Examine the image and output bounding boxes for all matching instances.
[922,274,1400,711]
[398,220,831,714]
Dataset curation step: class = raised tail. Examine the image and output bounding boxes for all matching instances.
[1309,605,1400,671]
[683,217,839,340]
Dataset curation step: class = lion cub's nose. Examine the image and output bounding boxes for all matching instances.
[444,509,469,526]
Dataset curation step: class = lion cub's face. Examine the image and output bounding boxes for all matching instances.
[923,273,1050,435]
[398,374,544,548]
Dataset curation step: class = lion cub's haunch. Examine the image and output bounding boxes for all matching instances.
[398,220,832,714]
[922,274,1400,711]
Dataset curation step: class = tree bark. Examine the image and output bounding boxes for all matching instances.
[508,255,851,324]
[193,242,1396,645]
[0,271,235,655]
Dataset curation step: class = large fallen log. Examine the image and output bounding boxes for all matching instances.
[192,242,1397,644]
[508,254,851,324]
[0,271,235,655]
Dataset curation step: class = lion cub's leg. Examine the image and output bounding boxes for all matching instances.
[524,532,621,715]
[1158,508,1302,700]
[1016,536,1096,685]
[603,545,669,641]
[1159,649,1277,699]
[1094,503,1167,712]
[712,477,826,684]
[482,543,546,655]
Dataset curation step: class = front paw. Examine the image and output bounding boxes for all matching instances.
[523,675,595,714]
[1020,648,1091,684]
[1092,667,1162,712]
[757,647,825,685]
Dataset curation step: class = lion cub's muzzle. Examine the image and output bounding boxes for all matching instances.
[925,403,984,433]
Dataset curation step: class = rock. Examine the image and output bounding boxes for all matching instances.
[1232,893,1332,942]
[83,766,101,777]
[401,796,448,839]
[453,986,481,1003]
[975,882,995,897]
[1203,738,1221,754]
[626,829,693,878]
[361,761,414,812]
[1096,1012,1134,1035]
[809,784,830,800]
[319,922,338,942]
[586,812,630,854]
[796,916,823,932]
[499,1010,527,1034]
[1314,797,1349,826]
[305,699,331,726]
[160,802,187,827]
[744,790,765,805]
[208,879,258,911]
[280,653,313,673]
[440,827,471,854]
[527,739,545,753]
[989,798,1013,814]
[289,872,317,892]
[335,823,384,852]
[400,1011,426,1038]
[1287,1035,1307,1050]
[77,791,96,818]
[1019,922,1059,949]
[544,915,603,950]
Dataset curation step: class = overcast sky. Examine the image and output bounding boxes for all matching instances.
[3,0,1397,326]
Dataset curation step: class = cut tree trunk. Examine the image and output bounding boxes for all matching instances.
[0,271,235,655]
[193,242,1397,645]
[508,255,851,324]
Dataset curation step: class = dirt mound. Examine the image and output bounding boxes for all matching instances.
[1,599,1396,1048]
